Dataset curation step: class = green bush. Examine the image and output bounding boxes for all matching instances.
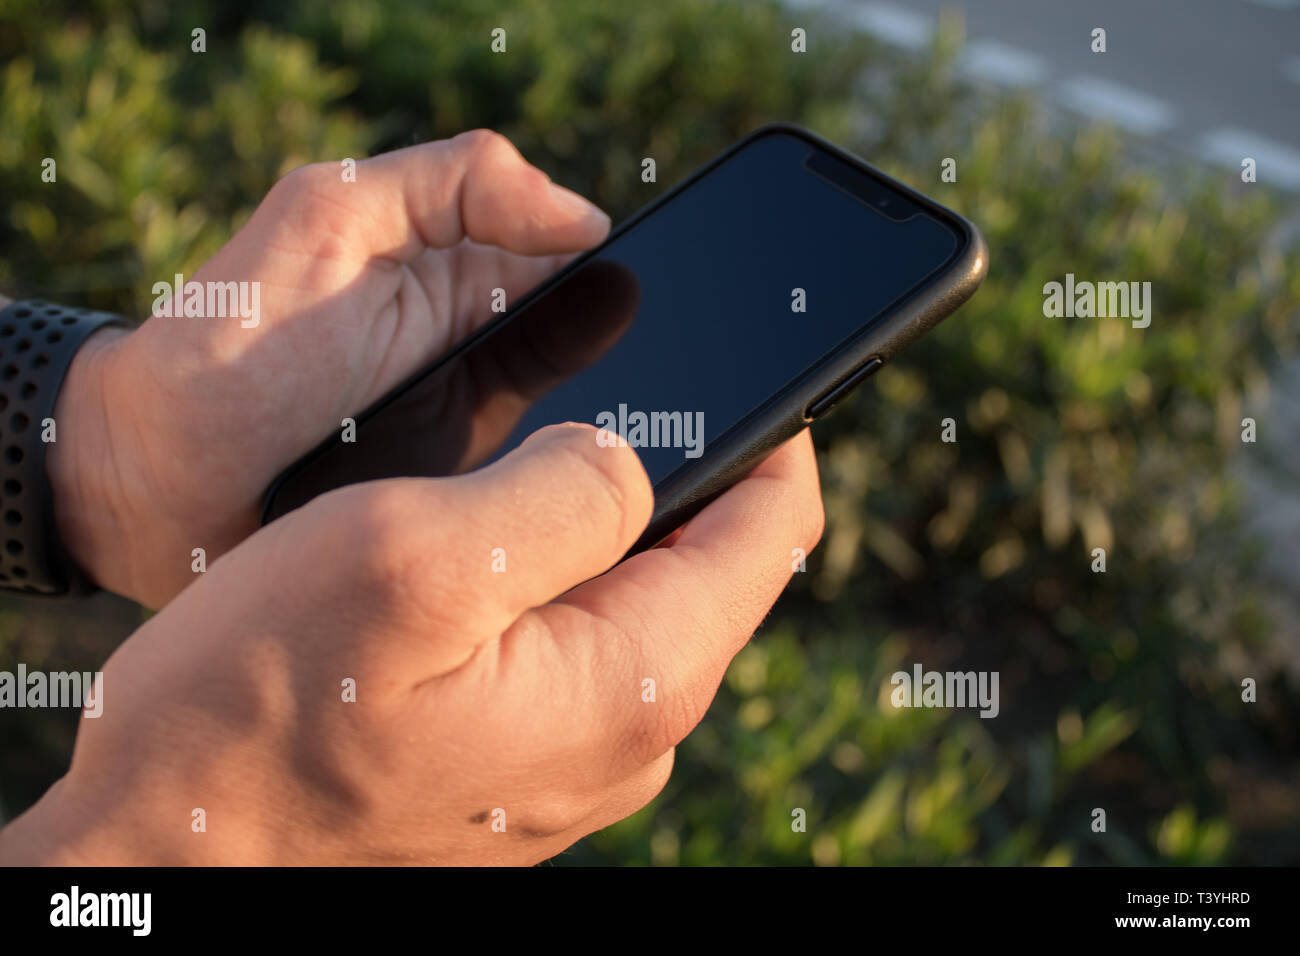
[1,0,1297,863]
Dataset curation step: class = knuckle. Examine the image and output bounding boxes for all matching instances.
[451,129,545,231]
[773,468,825,558]
[576,752,676,837]
[623,750,675,815]
[513,788,606,838]
[454,128,514,163]
[259,162,356,260]
[269,160,334,204]
[629,669,715,764]
[638,752,675,806]
[595,594,737,766]
[803,488,827,550]
[342,483,436,600]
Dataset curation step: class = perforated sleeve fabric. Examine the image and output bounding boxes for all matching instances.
[0,300,126,596]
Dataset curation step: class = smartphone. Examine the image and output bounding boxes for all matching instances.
[262,124,987,554]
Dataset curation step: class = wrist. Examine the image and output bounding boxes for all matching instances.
[43,325,133,596]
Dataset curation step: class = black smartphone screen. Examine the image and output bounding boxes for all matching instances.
[264,129,966,520]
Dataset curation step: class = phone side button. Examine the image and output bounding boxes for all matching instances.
[805,356,884,420]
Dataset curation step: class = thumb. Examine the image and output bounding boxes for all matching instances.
[353,422,654,677]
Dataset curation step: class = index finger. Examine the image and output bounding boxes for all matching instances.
[286,130,612,264]
[519,429,825,778]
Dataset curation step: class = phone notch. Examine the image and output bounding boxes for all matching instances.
[802,149,918,222]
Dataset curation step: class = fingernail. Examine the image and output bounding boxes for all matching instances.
[547,182,610,227]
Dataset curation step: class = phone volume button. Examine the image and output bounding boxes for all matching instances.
[805,356,884,420]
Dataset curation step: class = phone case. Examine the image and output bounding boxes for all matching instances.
[262,123,988,557]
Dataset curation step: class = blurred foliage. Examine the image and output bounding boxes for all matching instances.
[1,0,1298,863]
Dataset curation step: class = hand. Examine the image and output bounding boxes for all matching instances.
[1,424,824,865]
[47,130,612,608]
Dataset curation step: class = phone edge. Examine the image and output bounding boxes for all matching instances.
[261,124,989,529]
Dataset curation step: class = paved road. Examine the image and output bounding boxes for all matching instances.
[799,0,1300,188]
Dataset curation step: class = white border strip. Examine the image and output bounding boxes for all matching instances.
[1200,127,1300,190]
[1056,74,1177,135]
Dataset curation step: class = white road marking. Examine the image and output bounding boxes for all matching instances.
[960,39,1049,87]
[1200,127,1300,190]
[1239,0,1299,10]
[1056,74,1177,134]
[839,2,933,51]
